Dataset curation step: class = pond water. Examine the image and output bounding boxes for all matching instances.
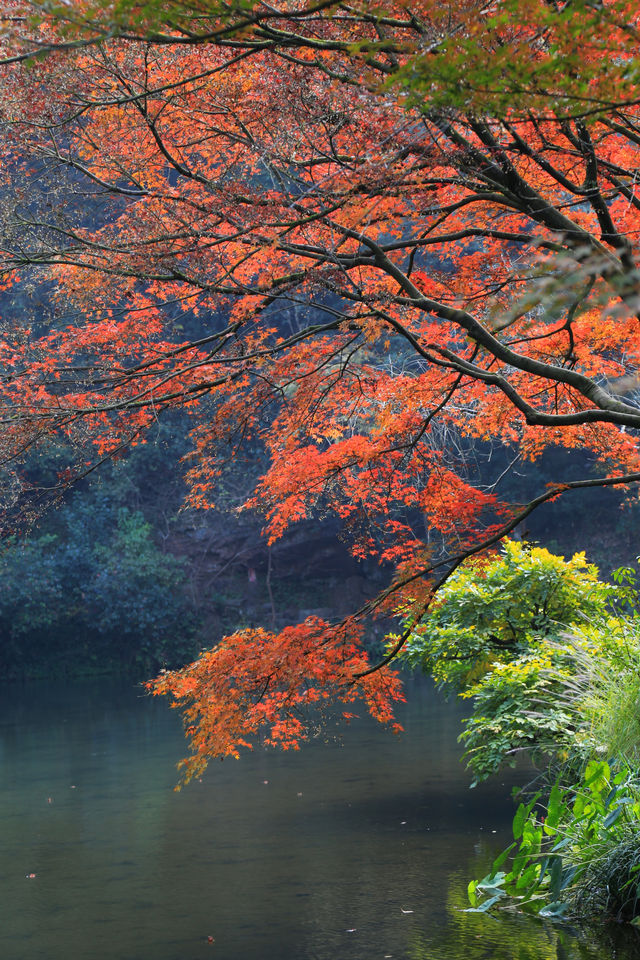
[1,675,638,960]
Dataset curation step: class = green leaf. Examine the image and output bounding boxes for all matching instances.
[549,856,563,900]
[602,806,623,829]
[545,782,563,832]
[538,901,570,919]
[467,880,478,907]
[467,893,504,913]
[490,842,517,877]
[513,802,526,841]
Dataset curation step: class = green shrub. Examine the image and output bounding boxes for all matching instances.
[399,541,614,781]
[403,540,640,923]
[401,540,611,692]
[457,645,579,784]
[469,760,640,923]
[0,497,198,677]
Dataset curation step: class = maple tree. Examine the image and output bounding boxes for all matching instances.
[0,0,640,777]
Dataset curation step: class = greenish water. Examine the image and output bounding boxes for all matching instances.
[0,676,638,960]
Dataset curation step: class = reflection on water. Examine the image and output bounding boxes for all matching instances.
[1,676,638,960]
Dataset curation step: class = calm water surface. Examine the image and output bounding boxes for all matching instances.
[1,676,638,960]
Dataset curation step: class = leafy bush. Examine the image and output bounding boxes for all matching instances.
[469,760,640,923]
[84,507,194,663]
[400,541,614,781]
[0,497,198,677]
[402,540,610,692]
[400,539,640,923]
[457,646,579,785]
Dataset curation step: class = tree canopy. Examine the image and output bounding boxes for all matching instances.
[0,0,640,769]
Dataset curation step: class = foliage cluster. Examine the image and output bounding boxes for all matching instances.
[470,761,640,924]
[0,495,196,678]
[400,541,612,782]
[403,541,640,923]
[148,616,405,784]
